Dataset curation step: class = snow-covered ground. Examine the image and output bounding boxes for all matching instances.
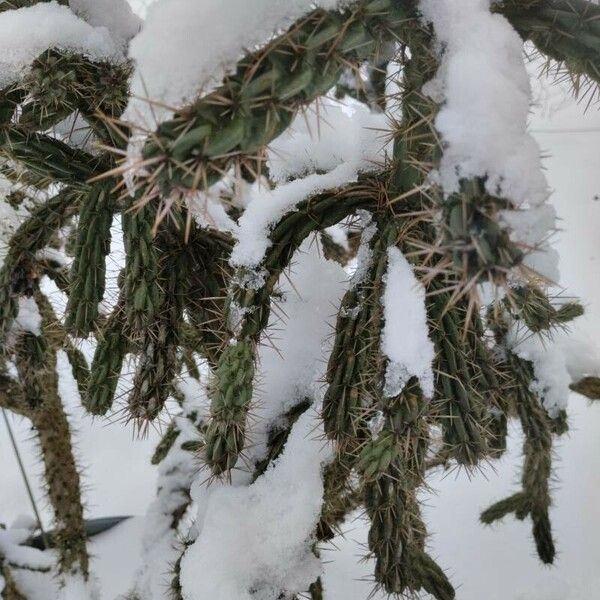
[1,35,599,600]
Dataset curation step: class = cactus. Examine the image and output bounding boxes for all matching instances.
[0,0,599,598]
[2,327,89,579]
[64,182,114,337]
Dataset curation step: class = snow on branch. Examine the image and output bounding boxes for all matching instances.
[180,411,332,600]
[126,0,348,126]
[420,0,559,280]
[381,247,435,398]
[0,2,126,88]
[420,0,549,208]
[231,98,389,269]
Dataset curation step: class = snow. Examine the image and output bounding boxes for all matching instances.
[0,524,99,600]
[0,525,52,572]
[245,240,346,464]
[557,333,600,384]
[126,0,345,127]
[347,211,377,288]
[500,203,560,283]
[421,0,561,280]
[420,0,549,208]
[0,2,124,89]
[188,191,239,234]
[381,247,435,398]
[69,0,141,46]
[180,411,332,600]
[231,162,359,269]
[268,97,390,183]
[57,574,100,600]
[506,320,600,418]
[133,376,209,600]
[14,297,42,336]
[195,96,389,263]
[506,324,573,417]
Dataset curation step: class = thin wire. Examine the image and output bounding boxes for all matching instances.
[1,408,49,549]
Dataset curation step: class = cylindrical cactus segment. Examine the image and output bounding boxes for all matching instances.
[503,0,600,89]
[121,203,163,338]
[428,290,491,466]
[441,177,524,283]
[204,339,255,474]
[506,285,584,333]
[360,378,454,599]
[128,239,187,423]
[323,218,397,448]
[0,188,81,346]
[65,182,114,337]
[141,0,412,194]
[481,307,559,565]
[84,299,128,416]
[12,329,89,577]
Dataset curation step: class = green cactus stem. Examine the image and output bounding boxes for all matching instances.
[139,0,412,195]
[84,296,128,415]
[0,187,81,345]
[64,182,114,337]
[1,329,89,577]
[204,179,380,475]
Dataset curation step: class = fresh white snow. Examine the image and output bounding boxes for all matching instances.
[421,0,558,280]
[126,0,347,128]
[421,0,549,208]
[268,97,390,183]
[231,163,358,269]
[180,411,332,600]
[0,2,125,88]
[381,247,435,398]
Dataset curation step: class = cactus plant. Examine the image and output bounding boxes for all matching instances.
[0,0,599,599]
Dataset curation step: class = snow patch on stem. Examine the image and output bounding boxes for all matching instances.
[126,0,348,127]
[0,2,125,88]
[381,247,435,398]
[420,0,549,208]
[506,323,600,417]
[231,162,358,269]
[180,412,332,600]
[420,0,558,279]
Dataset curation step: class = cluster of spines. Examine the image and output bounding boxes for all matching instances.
[127,232,188,423]
[18,50,131,134]
[84,296,128,415]
[138,0,411,195]
[427,290,492,466]
[440,177,524,284]
[503,0,600,100]
[121,203,163,336]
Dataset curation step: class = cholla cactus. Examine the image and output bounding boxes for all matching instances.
[0,0,599,599]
